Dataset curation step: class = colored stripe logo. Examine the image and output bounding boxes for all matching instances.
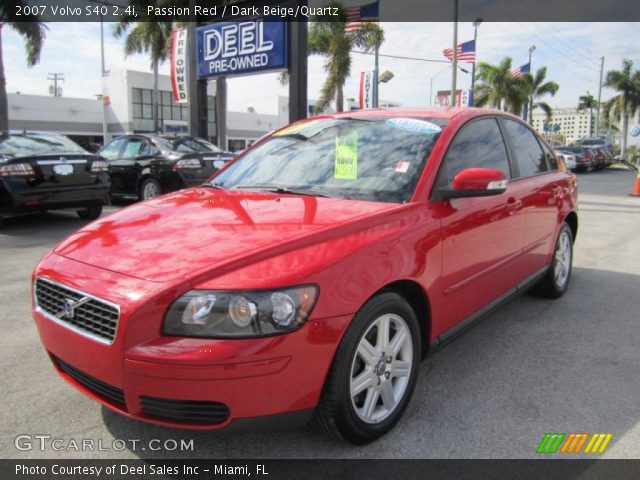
[537,432,613,454]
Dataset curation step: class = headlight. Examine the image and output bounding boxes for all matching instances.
[163,285,318,338]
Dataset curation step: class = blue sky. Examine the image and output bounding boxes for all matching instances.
[3,22,639,114]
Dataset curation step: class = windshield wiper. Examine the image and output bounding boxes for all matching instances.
[203,182,226,189]
[274,133,314,142]
[234,185,330,198]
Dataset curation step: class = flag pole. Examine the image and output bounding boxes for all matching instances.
[450,0,459,107]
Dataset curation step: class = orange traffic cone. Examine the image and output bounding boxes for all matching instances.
[631,171,640,196]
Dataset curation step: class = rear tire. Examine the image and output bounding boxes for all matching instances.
[76,204,103,220]
[140,178,161,201]
[313,292,421,444]
[534,223,573,298]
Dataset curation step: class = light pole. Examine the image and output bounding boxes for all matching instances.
[100,17,108,144]
[526,44,536,122]
[469,17,482,107]
[450,0,459,107]
[431,65,469,106]
[596,56,605,137]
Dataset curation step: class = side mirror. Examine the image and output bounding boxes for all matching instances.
[438,168,508,199]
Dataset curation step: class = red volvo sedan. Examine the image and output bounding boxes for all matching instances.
[32,108,577,444]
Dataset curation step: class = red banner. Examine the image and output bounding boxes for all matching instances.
[171,29,189,104]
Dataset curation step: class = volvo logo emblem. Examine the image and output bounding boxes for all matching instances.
[58,296,91,319]
[63,298,75,317]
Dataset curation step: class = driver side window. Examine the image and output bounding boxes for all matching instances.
[438,118,511,189]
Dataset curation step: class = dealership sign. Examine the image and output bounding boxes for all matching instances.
[171,29,189,103]
[196,20,287,79]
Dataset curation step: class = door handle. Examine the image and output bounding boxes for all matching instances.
[506,197,522,214]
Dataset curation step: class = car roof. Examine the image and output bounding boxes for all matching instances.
[324,107,514,121]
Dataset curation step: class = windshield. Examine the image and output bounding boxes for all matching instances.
[210,117,446,203]
[158,136,222,153]
[0,133,86,158]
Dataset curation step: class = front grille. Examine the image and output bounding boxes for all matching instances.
[140,396,230,425]
[35,277,119,343]
[56,357,126,408]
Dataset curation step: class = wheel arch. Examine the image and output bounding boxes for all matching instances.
[377,279,432,359]
[564,211,578,242]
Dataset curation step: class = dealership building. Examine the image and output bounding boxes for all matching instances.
[7,69,288,152]
[530,107,596,144]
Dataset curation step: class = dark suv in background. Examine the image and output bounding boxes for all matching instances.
[99,134,234,200]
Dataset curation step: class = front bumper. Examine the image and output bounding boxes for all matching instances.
[32,254,348,430]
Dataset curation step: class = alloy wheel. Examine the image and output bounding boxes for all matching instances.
[554,230,572,289]
[349,313,413,424]
[142,181,160,200]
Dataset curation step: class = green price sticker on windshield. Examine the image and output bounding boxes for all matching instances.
[334,131,358,180]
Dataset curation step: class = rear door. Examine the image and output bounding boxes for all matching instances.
[433,117,524,332]
[500,118,564,273]
[107,136,152,195]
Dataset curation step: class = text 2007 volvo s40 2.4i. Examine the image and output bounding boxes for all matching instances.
[32,108,577,444]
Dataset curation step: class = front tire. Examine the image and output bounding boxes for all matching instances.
[313,292,421,444]
[76,204,103,220]
[534,223,573,298]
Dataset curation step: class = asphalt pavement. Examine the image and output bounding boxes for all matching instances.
[1,168,639,459]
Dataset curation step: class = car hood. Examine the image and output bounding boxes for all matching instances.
[54,188,403,282]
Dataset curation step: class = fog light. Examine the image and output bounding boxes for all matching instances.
[271,292,296,326]
[228,296,256,327]
[181,294,216,325]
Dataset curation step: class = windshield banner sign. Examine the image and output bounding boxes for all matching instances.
[196,20,288,79]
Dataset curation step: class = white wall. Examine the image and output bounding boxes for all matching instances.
[8,93,103,135]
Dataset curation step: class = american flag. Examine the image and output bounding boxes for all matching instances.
[345,1,379,33]
[508,62,530,79]
[442,40,476,64]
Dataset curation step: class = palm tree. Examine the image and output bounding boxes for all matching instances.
[307,1,384,112]
[604,59,640,158]
[474,57,529,114]
[114,5,173,132]
[523,67,559,123]
[577,92,598,136]
[0,5,47,134]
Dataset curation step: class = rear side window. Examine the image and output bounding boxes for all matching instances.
[439,118,510,187]
[122,138,150,158]
[502,120,548,177]
[100,137,126,160]
[540,142,558,170]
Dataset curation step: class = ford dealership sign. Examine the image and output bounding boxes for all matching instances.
[197,20,287,79]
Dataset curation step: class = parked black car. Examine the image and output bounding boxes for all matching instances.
[99,134,234,200]
[0,132,110,227]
